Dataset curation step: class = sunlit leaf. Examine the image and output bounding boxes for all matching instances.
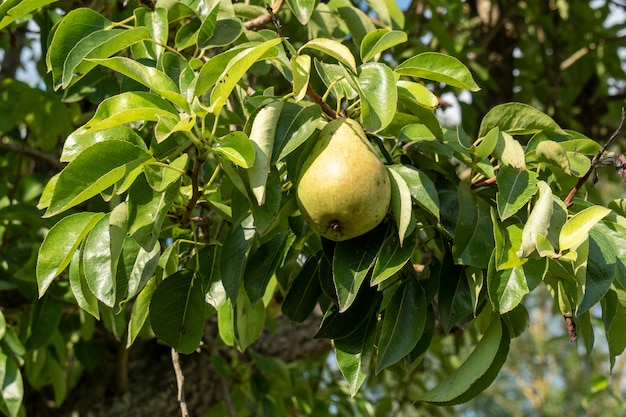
[286,0,316,25]
[82,91,178,134]
[247,101,283,205]
[360,29,407,63]
[479,102,566,137]
[559,206,612,252]
[299,38,357,73]
[37,212,105,296]
[395,52,480,91]
[387,166,413,242]
[517,181,553,258]
[496,165,538,221]
[62,27,150,88]
[44,141,152,217]
[209,39,282,115]
[358,62,397,132]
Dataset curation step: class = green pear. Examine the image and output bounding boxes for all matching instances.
[296,118,391,241]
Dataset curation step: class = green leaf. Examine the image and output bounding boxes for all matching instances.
[397,80,439,111]
[474,127,501,160]
[517,181,554,258]
[209,39,282,115]
[335,6,376,47]
[360,29,407,63]
[219,216,255,301]
[150,269,205,354]
[128,175,180,250]
[333,228,386,312]
[0,0,57,30]
[198,17,242,49]
[0,352,23,417]
[335,315,377,396]
[243,232,288,305]
[418,316,509,405]
[365,0,404,30]
[69,250,100,319]
[452,182,494,268]
[37,212,105,296]
[487,254,528,314]
[246,101,283,205]
[217,299,235,347]
[395,52,480,91]
[602,289,626,370]
[496,165,538,221]
[299,38,357,73]
[286,0,316,25]
[44,141,152,217]
[292,54,311,101]
[87,57,188,111]
[81,213,116,307]
[371,228,418,286]
[144,154,188,192]
[491,210,524,270]
[536,140,590,177]
[314,60,359,102]
[61,124,147,163]
[62,27,150,88]
[47,8,111,88]
[82,91,178,135]
[376,280,426,372]
[387,167,413,243]
[478,103,566,137]
[273,101,322,163]
[236,289,266,350]
[213,132,255,169]
[388,164,439,220]
[281,254,323,322]
[559,205,612,252]
[577,229,615,315]
[25,295,63,349]
[133,7,168,60]
[127,278,157,347]
[493,132,526,169]
[316,284,379,340]
[116,237,160,306]
[358,62,397,132]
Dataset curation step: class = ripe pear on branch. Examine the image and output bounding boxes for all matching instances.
[296,118,391,241]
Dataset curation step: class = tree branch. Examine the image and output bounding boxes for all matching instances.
[243,0,284,29]
[171,349,190,417]
[0,140,64,170]
[563,107,625,208]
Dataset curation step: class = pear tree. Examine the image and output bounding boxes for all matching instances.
[1,0,626,416]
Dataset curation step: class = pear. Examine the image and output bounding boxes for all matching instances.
[296,118,391,241]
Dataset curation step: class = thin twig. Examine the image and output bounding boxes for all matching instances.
[564,315,577,342]
[243,0,284,29]
[171,349,190,417]
[563,107,626,208]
